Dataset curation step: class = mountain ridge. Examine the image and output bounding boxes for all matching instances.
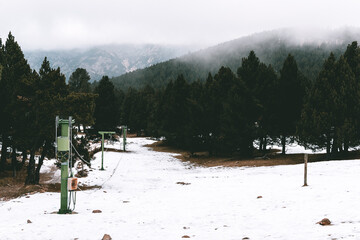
[111,28,360,90]
[24,44,196,81]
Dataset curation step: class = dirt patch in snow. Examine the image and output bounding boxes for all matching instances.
[0,165,100,201]
[147,141,360,168]
[0,167,49,201]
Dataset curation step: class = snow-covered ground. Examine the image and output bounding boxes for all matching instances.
[1,138,360,239]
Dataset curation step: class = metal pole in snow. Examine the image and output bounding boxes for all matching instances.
[303,153,308,186]
[100,132,105,170]
[123,126,127,151]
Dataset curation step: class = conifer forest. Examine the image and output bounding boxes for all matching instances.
[1,32,360,184]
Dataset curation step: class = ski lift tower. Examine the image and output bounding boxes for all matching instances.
[56,116,75,214]
[98,131,116,170]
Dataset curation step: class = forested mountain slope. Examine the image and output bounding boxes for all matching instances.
[111,28,360,90]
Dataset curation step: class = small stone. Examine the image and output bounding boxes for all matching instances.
[102,234,112,240]
[317,218,331,226]
[25,196,30,198]
[176,182,191,185]
[103,191,107,193]
[242,238,250,240]
[92,210,102,213]
[27,219,32,224]
[257,196,262,199]
[182,236,190,239]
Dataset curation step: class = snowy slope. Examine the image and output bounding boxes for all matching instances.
[1,138,360,239]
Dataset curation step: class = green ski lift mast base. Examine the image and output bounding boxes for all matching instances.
[98,131,116,171]
[56,116,75,214]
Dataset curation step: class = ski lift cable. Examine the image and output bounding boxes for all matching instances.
[70,141,92,165]
[100,154,121,187]
[76,154,122,194]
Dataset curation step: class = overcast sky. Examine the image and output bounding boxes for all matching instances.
[1,0,360,50]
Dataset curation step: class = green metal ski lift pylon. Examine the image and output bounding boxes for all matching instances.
[98,131,116,170]
[56,116,75,214]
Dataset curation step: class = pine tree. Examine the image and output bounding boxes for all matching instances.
[277,54,305,154]
[68,68,91,93]
[343,41,360,80]
[159,74,190,148]
[237,50,260,92]
[256,63,279,151]
[0,32,33,172]
[333,56,359,152]
[221,76,257,156]
[94,76,118,131]
[237,51,279,152]
[299,53,337,155]
[299,52,360,156]
[26,57,68,184]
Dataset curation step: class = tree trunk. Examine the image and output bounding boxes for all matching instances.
[25,149,36,185]
[262,137,267,152]
[326,136,331,159]
[35,146,48,184]
[0,135,9,171]
[11,147,17,178]
[21,150,27,167]
[344,140,349,153]
[331,135,338,154]
[259,138,263,152]
[281,135,286,155]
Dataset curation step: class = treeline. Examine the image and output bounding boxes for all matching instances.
[0,33,117,184]
[2,31,360,185]
[119,42,360,158]
[119,51,304,156]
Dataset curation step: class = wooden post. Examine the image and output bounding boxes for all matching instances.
[303,153,308,186]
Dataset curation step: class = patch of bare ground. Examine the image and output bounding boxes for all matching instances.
[0,167,47,201]
[0,140,128,201]
[146,141,360,168]
[0,161,100,201]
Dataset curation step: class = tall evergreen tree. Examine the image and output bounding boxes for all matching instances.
[68,68,91,93]
[256,63,279,151]
[333,56,360,152]
[220,73,257,156]
[299,53,337,155]
[0,32,32,172]
[26,57,68,184]
[159,74,191,147]
[343,41,360,80]
[277,54,305,154]
[299,52,360,156]
[237,51,279,151]
[237,50,261,92]
[94,76,118,131]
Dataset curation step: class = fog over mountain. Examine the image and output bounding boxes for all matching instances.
[24,44,197,81]
[23,27,360,84]
[111,27,360,90]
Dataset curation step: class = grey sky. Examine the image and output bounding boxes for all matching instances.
[1,0,360,50]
